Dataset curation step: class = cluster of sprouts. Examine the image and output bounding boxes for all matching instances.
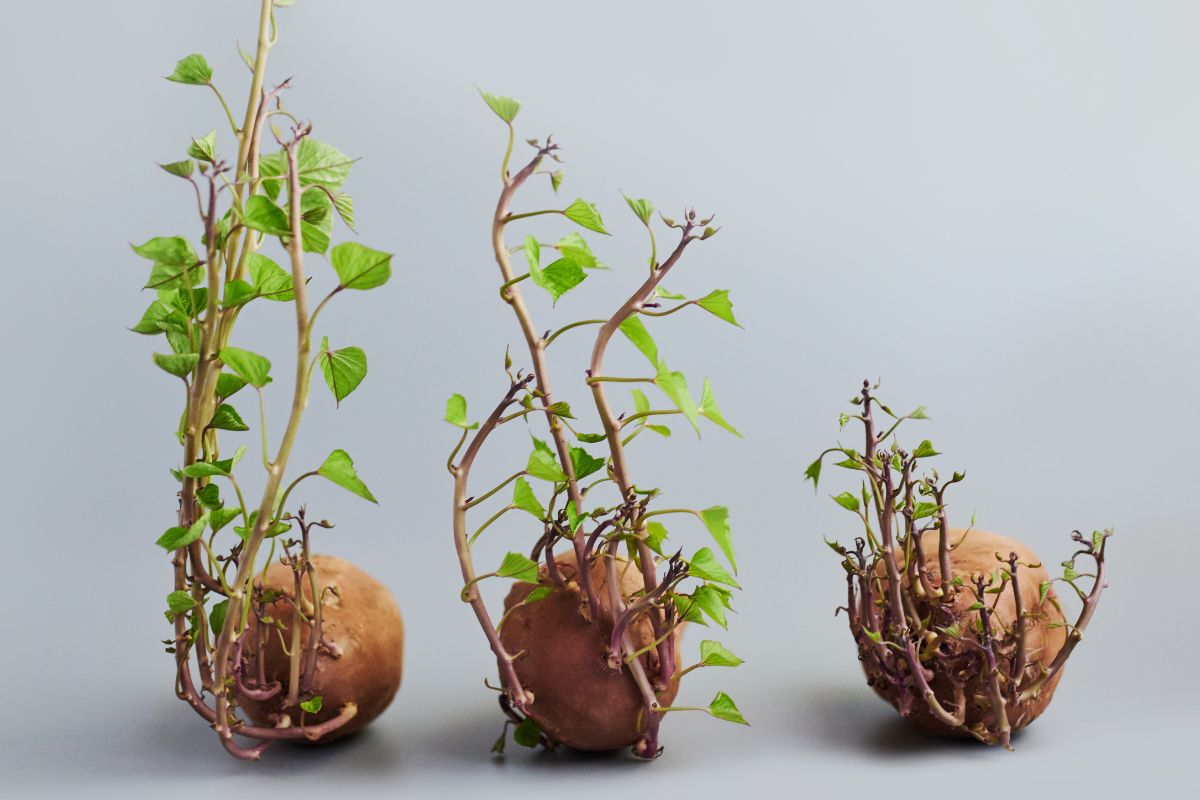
[806,381,1110,747]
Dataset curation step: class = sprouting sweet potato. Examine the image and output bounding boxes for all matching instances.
[500,554,682,751]
[242,555,404,741]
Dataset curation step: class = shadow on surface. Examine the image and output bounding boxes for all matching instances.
[102,693,409,778]
[423,704,647,771]
[797,683,1003,760]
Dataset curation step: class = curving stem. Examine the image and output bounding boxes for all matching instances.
[451,376,536,711]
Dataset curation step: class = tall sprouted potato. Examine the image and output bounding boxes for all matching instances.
[807,381,1112,747]
[133,0,401,760]
[445,91,749,758]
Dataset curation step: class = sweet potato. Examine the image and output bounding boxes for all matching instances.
[500,553,682,751]
[243,555,404,741]
[868,530,1067,736]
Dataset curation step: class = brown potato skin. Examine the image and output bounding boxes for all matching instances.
[868,530,1067,737]
[242,554,404,741]
[500,553,682,751]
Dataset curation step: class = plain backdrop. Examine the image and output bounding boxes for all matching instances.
[1,1,1196,796]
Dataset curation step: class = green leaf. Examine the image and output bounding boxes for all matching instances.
[700,640,744,667]
[655,362,700,434]
[145,261,203,291]
[1092,531,1105,551]
[159,160,195,178]
[562,198,608,234]
[216,373,247,399]
[912,440,940,458]
[242,195,291,237]
[707,692,749,725]
[130,299,181,335]
[166,54,212,85]
[210,507,241,534]
[699,506,736,572]
[513,718,541,747]
[546,401,574,419]
[691,584,729,628]
[156,514,209,550]
[623,194,654,224]
[523,235,539,271]
[221,279,257,308]
[318,449,378,503]
[910,406,930,420]
[333,193,355,230]
[565,502,585,535]
[550,170,564,192]
[1063,564,1079,581]
[832,492,860,513]
[301,185,333,225]
[259,151,285,201]
[864,628,883,643]
[318,337,367,406]
[631,389,650,414]
[646,424,671,437]
[330,242,392,290]
[698,379,740,437]
[301,220,330,254]
[300,696,324,714]
[247,253,294,301]
[166,590,197,617]
[168,287,208,318]
[133,236,198,267]
[512,477,544,518]
[575,432,607,443]
[557,232,601,269]
[153,352,198,379]
[619,316,659,367]
[478,88,520,123]
[293,139,353,189]
[674,594,707,625]
[165,326,199,355]
[526,437,567,482]
[210,599,229,635]
[443,394,478,429]
[913,501,939,520]
[688,547,740,588]
[218,346,272,387]
[696,290,740,327]
[804,457,822,489]
[644,521,669,555]
[187,130,217,164]
[529,257,586,303]
[523,585,553,604]
[208,403,249,432]
[196,483,222,509]
[232,510,291,541]
[656,286,686,300]
[569,446,606,481]
[497,551,539,583]
[180,444,246,478]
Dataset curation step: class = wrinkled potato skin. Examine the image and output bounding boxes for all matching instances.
[242,555,404,741]
[869,530,1067,737]
[500,553,682,751]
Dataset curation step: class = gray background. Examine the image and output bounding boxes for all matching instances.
[0,0,1195,796]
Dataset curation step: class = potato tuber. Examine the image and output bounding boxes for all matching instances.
[808,381,1112,747]
[500,554,681,751]
[242,555,404,741]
